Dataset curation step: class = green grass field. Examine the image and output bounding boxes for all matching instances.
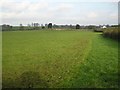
[2,30,119,88]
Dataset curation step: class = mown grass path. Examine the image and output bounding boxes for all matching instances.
[70,33,119,88]
[2,30,119,88]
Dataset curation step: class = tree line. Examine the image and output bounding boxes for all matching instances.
[1,23,119,31]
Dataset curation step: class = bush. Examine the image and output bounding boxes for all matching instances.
[94,28,103,32]
[103,27,120,41]
[42,26,45,29]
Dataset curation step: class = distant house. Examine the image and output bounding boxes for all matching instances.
[94,25,107,32]
[101,26,107,29]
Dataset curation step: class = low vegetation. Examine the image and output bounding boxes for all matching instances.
[103,27,120,41]
[2,30,119,88]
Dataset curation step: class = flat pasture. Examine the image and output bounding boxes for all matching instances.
[2,30,119,88]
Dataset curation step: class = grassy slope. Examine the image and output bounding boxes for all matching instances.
[2,30,118,88]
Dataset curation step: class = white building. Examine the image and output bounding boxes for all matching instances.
[101,26,107,29]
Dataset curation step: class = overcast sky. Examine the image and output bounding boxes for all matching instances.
[0,0,119,26]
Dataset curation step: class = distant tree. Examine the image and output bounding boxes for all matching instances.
[36,23,39,27]
[20,24,22,26]
[48,23,52,29]
[111,25,119,27]
[10,26,13,29]
[87,25,96,29]
[76,24,80,29]
[45,24,48,28]
[27,24,31,30]
[45,24,47,26]
[32,23,39,29]
[32,23,34,27]
[19,24,24,30]
[41,24,43,27]
[69,24,73,29]
[27,24,31,27]
[53,24,59,28]
[33,23,36,27]
[106,24,110,28]
[42,26,45,29]
[2,24,12,31]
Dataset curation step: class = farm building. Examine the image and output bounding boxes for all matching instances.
[101,26,107,29]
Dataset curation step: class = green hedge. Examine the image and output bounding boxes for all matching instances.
[103,27,120,41]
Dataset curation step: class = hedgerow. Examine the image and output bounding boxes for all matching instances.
[103,27,120,41]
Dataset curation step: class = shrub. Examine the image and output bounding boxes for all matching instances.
[103,27,119,41]
[94,28,103,32]
[42,26,45,29]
